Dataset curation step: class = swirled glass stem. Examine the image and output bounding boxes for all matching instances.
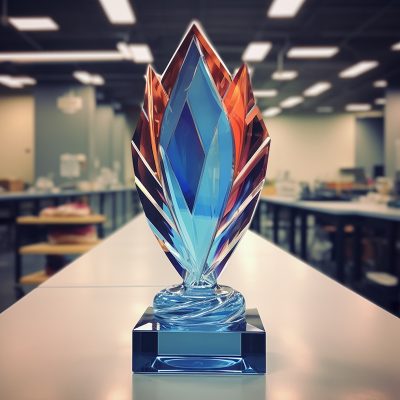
[153,284,246,331]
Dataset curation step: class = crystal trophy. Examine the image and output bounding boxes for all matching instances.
[131,22,270,374]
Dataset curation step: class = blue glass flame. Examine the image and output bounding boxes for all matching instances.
[159,38,234,286]
[166,102,205,212]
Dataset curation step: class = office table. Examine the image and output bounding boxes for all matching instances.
[0,187,140,232]
[0,188,141,294]
[259,195,400,282]
[1,214,399,399]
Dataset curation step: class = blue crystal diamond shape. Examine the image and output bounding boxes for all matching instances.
[159,38,234,283]
[166,102,205,212]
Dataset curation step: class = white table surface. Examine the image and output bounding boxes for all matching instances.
[262,195,400,221]
[41,215,178,288]
[1,214,400,399]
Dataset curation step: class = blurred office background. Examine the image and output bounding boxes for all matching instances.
[1,0,400,315]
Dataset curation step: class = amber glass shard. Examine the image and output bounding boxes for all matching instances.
[219,143,269,229]
[144,67,169,179]
[223,65,256,177]
[219,65,269,231]
[243,108,269,168]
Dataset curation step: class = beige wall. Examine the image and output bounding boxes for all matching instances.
[0,98,359,186]
[0,95,35,183]
[265,114,356,182]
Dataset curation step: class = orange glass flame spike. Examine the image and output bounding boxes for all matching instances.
[223,64,256,177]
[144,66,169,179]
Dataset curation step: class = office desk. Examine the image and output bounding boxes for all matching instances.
[2,188,141,295]
[0,187,140,231]
[260,196,400,282]
[1,214,399,400]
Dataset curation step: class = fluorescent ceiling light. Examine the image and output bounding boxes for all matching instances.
[316,106,333,113]
[373,80,387,88]
[0,75,36,88]
[242,42,272,62]
[287,46,339,58]
[303,81,331,97]
[98,0,136,24]
[90,75,105,85]
[0,76,23,88]
[8,17,59,31]
[253,89,278,98]
[268,0,306,18]
[375,98,386,105]
[117,42,131,59]
[339,61,378,78]
[280,96,304,108]
[234,66,254,76]
[73,71,92,84]
[73,71,104,86]
[0,51,123,63]
[117,42,154,63]
[262,107,281,117]
[391,41,400,51]
[272,70,298,80]
[129,44,153,63]
[16,76,36,85]
[345,103,371,112]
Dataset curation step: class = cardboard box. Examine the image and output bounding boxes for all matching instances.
[0,179,24,192]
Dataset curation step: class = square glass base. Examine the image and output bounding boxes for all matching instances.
[132,307,266,374]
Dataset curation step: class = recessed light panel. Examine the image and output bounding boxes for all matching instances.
[0,75,36,88]
[98,0,136,24]
[234,66,254,77]
[117,43,154,63]
[117,42,132,59]
[280,96,304,108]
[253,89,278,98]
[262,107,281,117]
[268,0,306,18]
[90,75,105,85]
[73,71,104,86]
[373,80,388,88]
[339,61,378,78]
[391,41,400,51]
[129,44,154,63]
[303,82,331,97]
[242,42,272,62]
[287,46,338,58]
[8,17,59,31]
[272,70,298,80]
[0,51,123,63]
[345,103,371,112]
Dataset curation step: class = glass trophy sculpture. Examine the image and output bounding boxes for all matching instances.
[131,22,270,374]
